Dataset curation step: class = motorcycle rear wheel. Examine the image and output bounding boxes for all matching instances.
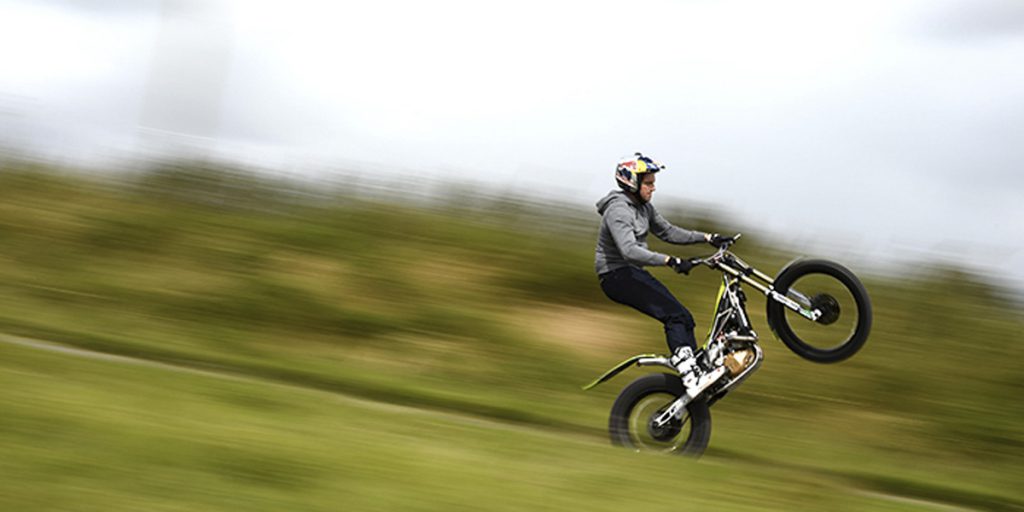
[608,373,712,458]
[766,259,872,363]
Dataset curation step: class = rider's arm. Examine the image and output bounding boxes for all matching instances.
[604,203,671,266]
[649,206,708,245]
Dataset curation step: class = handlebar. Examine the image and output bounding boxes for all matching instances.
[686,233,778,294]
[689,233,742,268]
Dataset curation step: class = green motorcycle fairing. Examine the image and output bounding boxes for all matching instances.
[582,353,660,391]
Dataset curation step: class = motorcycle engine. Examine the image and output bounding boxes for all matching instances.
[723,346,757,378]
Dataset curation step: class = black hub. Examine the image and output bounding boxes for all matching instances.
[647,410,683,441]
[811,293,840,325]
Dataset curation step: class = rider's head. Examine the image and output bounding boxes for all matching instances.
[616,152,665,203]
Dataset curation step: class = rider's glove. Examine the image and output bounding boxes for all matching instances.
[707,233,735,249]
[667,256,695,275]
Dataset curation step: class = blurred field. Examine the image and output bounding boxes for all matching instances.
[2,339,967,512]
[1,161,1023,510]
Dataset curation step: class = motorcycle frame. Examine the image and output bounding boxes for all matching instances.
[582,251,766,392]
[642,266,768,427]
[700,268,765,404]
[642,261,772,425]
[583,244,818,393]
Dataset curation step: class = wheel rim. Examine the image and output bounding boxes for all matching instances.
[781,271,863,352]
[627,392,693,452]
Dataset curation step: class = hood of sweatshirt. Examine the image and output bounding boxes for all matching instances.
[596,190,639,215]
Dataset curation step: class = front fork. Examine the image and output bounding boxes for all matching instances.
[769,290,821,321]
[716,263,821,321]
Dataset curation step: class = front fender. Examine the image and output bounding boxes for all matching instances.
[582,353,662,391]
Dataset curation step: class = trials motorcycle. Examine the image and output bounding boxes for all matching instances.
[583,235,871,457]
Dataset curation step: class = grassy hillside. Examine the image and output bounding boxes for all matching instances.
[1,161,1022,509]
[2,340,956,512]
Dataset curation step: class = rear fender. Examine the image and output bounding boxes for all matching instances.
[582,353,666,391]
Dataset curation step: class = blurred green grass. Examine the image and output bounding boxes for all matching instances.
[0,340,1000,512]
[1,161,1022,509]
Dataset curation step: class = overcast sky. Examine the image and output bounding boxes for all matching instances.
[1,0,1022,288]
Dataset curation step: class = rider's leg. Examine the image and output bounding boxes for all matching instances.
[598,266,697,352]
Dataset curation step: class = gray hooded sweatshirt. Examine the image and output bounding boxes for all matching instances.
[594,190,705,275]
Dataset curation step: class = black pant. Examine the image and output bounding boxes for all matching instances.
[599,266,697,352]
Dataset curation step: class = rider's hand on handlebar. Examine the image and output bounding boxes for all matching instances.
[706,233,735,249]
[667,256,695,275]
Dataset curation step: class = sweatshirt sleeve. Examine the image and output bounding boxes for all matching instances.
[649,205,706,245]
[604,203,670,266]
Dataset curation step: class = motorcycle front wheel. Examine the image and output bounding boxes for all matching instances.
[766,259,872,363]
[608,373,712,458]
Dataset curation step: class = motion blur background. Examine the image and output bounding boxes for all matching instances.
[1,1,1022,510]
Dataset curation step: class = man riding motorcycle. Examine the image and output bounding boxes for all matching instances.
[594,152,733,394]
